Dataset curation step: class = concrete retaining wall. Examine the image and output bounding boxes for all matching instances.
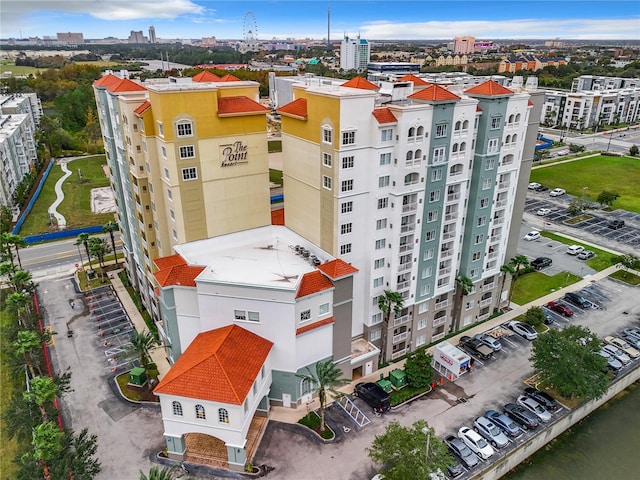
[471,365,640,479]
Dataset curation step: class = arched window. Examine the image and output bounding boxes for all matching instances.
[195,404,206,420]
[172,401,183,416]
[417,126,424,136]
[460,142,467,152]
[404,172,419,185]
[512,133,518,143]
[301,378,312,395]
[462,120,469,130]
[408,127,416,138]
[415,149,422,160]
[508,114,514,124]
[502,154,514,165]
[406,151,414,161]
[176,119,193,137]
[455,121,461,131]
[218,408,229,423]
[515,113,521,123]
[449,164,464,176]
[452,143,459,153]
[505,135,511,144]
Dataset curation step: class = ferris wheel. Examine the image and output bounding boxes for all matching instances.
[241,12,259,53]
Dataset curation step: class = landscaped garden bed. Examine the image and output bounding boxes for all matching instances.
[298,411,334,439]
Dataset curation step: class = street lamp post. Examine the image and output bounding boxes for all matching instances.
[422,427,431,465]
[75,241,84,270]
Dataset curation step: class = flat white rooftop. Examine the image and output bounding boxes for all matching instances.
[174,225,334,290]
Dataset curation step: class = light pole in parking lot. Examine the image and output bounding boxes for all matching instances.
[422,427,431,464]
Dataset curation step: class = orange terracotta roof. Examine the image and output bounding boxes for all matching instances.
[154,325,273,404]
[397,74,430,86]
[93,74,123,88]
[218,74,241,82]
[528,100,534,106]
[408,84,460,102]
[271,208,285,225]
[296,270,334,299]
[134,101,151,115]
[154,264,205,288]
[192,71,221,82]
[108,78,146,93]
[372,108,397,124]
[317,259,358,280]
[464,81,514,96]
[296,317,335,336]
[218,96,269,116]
[476,106,483,112]
[154,254,187,270]
[278,98,307,119]
[342,77,379,91]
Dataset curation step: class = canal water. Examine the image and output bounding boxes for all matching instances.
[505,382,639,480]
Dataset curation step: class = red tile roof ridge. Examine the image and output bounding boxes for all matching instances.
[218,96,269,115]
[134,101,151,115]
[108,78,147,93]
[93,74,122,87]
[296,270,334,298]
[278,98,307,118]
[342,77,379,91]
[154,253,187,270]
[408,84,460,102]
[192,71,221,82]
[372,108,398,124]
[397,74,430,86]
[317,259,359,279]
[464,80,514,96]
[296,316,335,336]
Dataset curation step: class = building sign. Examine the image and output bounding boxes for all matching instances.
[220,141,248,167]
[439,353,454,366]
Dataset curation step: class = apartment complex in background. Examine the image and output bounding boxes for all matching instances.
[340,34,370,71]
[498,54,567,73]
[92,71,272,322]
[454,36,475,55]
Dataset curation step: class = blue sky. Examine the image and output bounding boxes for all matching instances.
[3,1,639,41]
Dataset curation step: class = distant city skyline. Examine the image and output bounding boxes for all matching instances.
[2,1,639,41]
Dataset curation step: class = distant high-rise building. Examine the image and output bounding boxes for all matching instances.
[327,6,331,51]
[128,30,147,44]
[148,26,156,44]
[454,36,475,55]
[56,32,84,45]
[340,34,370,71]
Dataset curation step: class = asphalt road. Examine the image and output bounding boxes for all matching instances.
[538,126,639,154]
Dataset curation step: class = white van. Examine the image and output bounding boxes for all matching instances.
[566,245,585,255]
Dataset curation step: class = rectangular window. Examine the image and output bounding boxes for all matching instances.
[234,310,260,322]
[142,140,147,153]
[436,124,447,138]
[420,284,431,296]
[323,175,332,190]
[341,201,353,213]
[138,118,145,132]
[172,229,178,240]
[485,158,496,170]
[427,210,438,222]
[429,190,440,202]
[375,239,386,250]
[341,180,353,192]
[342,156,354,169]
[488,138,499,153]
[322,127,332,144]
[482,178,492,190]
[431,168,443,182]
[424,248,434,260]
[157,121,164,137]
[300,309,311,321]
[342,130,355,145]
[340,223,352,235]
[372,312,382,324]
[421,266,433,278]
[161,145,167,159]
[376,218,387,230]
[169,209,175,220]
[234,310,246,321]
[477,216,486,227]
[377,198,388,209]
[323,153,332,167]
[425,230,436,241]
[177,122,193,137]
[475,234,484,244]
[370,329,381,341]
[491,116,501,129]
[418,318,427,329]
[182,167,197,181]
[480,197,489,208]
[164,168,170,180]
[378,175,390,188]
[248,311,260,322]
[379,153,391,165]
[374,258,385,269]
[381,128,393,142]
[319,303,330,315]
[340,243,352,255]
[415,335,426,347]
[373,277,384,288]
[472,251,481,261]
[167,189,173,200]
[179,145,195,159]
[433,146,446,163]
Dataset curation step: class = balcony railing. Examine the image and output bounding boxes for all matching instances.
[393,315,411,327]
[398,263,412,272]
[393,332,408,344]
[391,348,408,360]
[483,282,495,291]
[479,298,493,307]
[400,224,415,233]
[440,249,453,259]
[402,203,418,213]
[495,200,507,208]
[442,231,456,240]
[438,267,452,276]
[445,213,458,221]
[447,193,461,202]
[434,299,449,309]
[431,332,445,342]
[493,217,505,225]
[479,312,491,321]
[498,182,510,190]
[433,316,447,327]
[399,244,413,253]
[396,281,411,291]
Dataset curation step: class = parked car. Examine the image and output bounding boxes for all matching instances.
[504,403,539,430]
[607,220,625,230]
[546,301,574,317]
[531,257,552,270]
[524,387,561,412]
[598,349,623,372]
[444,435,479,468]
[458,426,495,460]
[536,207,552,216]
[528,182,542,190]
[604,336,640,359]
[534,184,549,192]
[474,333,502,352]
[485,410,524,438]
[523,230,541,241]
[507,321,538,340]
[566,245,585,255]
[549,188,566,197]
[601,344,631,365]
[517,395,552,423]
[473,416,509,448]
[623,328,640,341]
[577,250,595,261]
[564,292,591,309]
[459,335,494,360]
[622,334,640,350]
[354,382,391,413]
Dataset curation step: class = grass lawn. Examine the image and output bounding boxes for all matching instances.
[530,155,640,213]
[20,155,113,236]
[298,411,334,439]
[0,63,47,76]
[609,270,640,286]
[511,271,581,305]
[540,231,615,271]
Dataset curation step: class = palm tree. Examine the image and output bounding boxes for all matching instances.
[0,260,16,279]
[454,274,473,328]
[129,330,159,377]
[507,255,530,305]
[88,237,110,279]
[76,232,94,271]
[497,264,515,310]
[7,233,27,269]
[103,221,119,266]
[10,269,33,293]
[23,376,58,422]
[0,232,16,265]
[14,330,42,378]
[296,360,349,433]
[377,290,405,364]
[140,466,180,480]
[6,291,32,325]
[32,421,64,480]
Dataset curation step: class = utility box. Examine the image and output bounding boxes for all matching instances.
[389,369,407,389]
[376,377,393,393]
[129,367,147,386]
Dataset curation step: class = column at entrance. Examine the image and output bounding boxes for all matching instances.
[226,443,247,472]
[165,434,186,461]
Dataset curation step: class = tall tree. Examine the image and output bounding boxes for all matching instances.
[76,233,93,271]
[7,233,27,269]
[102,221,119,267]
[23,376,58,423]
[14,330,43,379]
[596,190,620,209]
[497,264,515,310]
[6,291,32,325]
[10,269,33,293]
[378,290,405,364]
[507,255,530,305]
[296,360,349,433]
[403,349,433,388]
[0,204,12,234]
[88,237,109,270]
[454,274,473,327]
[32,421,64,480]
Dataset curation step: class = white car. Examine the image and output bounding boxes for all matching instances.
[524,231,541,241]
[566,245,585,255]
[458,426,495,460]
[604,336,640,359]
[517,395,552,423]
[475,333,502,352]
[549,188,566,197]
[602,344,631,365]
[536,208,551,216]
[528,182,541,190]
[508,321,538,341]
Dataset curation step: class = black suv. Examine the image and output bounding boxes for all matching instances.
[607,220,625,230]
[564,291,591,309]
[504,403,539,430]
[531,257,552,270]
[524,387,561,412]
[534,184,548,192]
[354,382,390,413]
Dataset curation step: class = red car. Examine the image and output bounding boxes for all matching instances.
[546,301,574,317]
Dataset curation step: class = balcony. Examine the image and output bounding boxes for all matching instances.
[399,244,413,253]
[479,312,491,321]
[393,331,409,344]
[396,281,411,291]
[495,200,507,208]
[447,193,461,202]
[393,315,411,327]
[433,316,447,327]
[391,348,408,360]
[401,224,415,234]
[398,263,412,272]
[490,235,501,243]
[445,212,458,222]
[402,203,418,213]
[480,298,493,307]
[431,332,445,342]
[442,231,456,240]
[483,282,495,291]
[438,267,452,276]
[434,299,449,309]
[488,251,499,260]
[497,182,510,190]
[440,249,453,259]
[493,217,505,226]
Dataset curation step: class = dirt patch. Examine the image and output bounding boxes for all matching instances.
[91,186,116,213]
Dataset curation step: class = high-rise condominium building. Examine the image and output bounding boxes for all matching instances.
[454,36,476,55]
[278,76,541,361]
[340,34,370,71]
[148,26,156,44]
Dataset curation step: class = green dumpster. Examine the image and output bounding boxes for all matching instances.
[129,367,147,386]
[389,369,407,389]
[376,377,393,393]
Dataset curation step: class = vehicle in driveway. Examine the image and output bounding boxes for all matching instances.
[459,335,494,360]
[564,292,591,309]
[577,250,595,260]
[475,333,502,352]
[524,387,561,412]
[507,321,538,340]
[523,230,541,241]
[598,349,623,372]
[604,336,640,359]
[549,188,566,197]
[458,426,495,460]
[504,403,539,430]
[517,395,553,423]
[607,219,625,229]
[601,344,631,365]
[485,410,524,438]
[536,207,551,216]
[531,257,552,270]
[566,245,585,255]
[546,301,574,317]
[473,416,509,448]
[354,382,391,413]
[444,435,479,468]
[528,182,542,190]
